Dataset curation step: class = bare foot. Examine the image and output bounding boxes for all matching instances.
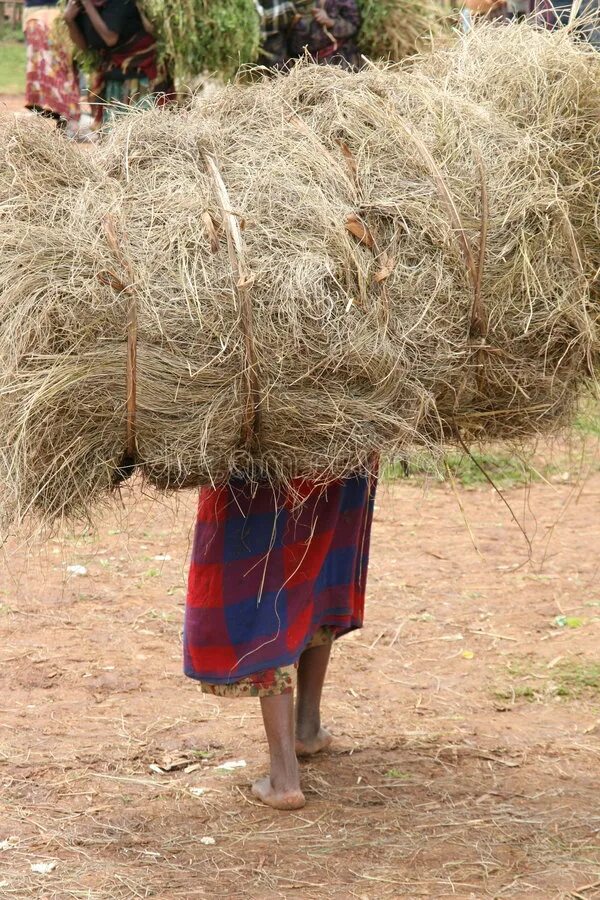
[295,726,333,757]
[251,776,306,810]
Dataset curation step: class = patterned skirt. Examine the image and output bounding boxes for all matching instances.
[24,7,80,123]
[95,76,154,126]
[184,473,377,697]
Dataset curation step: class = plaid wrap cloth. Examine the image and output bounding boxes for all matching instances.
[184,473,376,685]
[255,0,296,38]
[255,0,361,68]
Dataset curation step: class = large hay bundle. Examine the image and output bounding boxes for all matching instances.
[0,24,598,530]
[140,0,260,82]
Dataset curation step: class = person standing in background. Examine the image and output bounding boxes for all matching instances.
[23,0,80,130]
[255,0,296,68]
[535,0,600,49]
[256,0,362,70]
[288,0,361,68]
[63,0,174,127]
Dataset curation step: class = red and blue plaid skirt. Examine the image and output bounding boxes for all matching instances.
[184,474,376,685]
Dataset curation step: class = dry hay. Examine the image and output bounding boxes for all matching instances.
[359,0,451,63]
[413,22,600,293]
[0,23,598,530]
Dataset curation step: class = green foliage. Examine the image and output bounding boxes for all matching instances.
[0,41,26,94]
[443,451,542,487]
[141,0,260,81]
[385,450,554,488]
[494,658,600,704]
[575,403,600,437]
[0,22,24,42]
[553,661,600,697]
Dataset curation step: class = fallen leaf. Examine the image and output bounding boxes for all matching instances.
[338,141,358,182]
[554,615,584,629]
[374,253,395,283]
[345,213,375,250]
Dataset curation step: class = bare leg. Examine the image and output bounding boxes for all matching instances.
[295,642,333,756]
[252,691,305,810]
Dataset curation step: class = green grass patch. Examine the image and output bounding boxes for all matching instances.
[384,450,557,489]
[0,40,26,94]
[494,658,600,705]
[0,22,24,43]
[384,398,600,488]
[575,406,600,438]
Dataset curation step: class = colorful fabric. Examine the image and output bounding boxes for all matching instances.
[200,626,335,698]
[256,0,297,38]
[534,0,600,48]
[185,473,376,685]
[255,0,296,65]
[97,74,152,124]
[289,0,361,68]
[256,0,361,69]
[23,6,80,122]
[88,31,175,127]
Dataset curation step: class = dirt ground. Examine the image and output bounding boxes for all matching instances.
[0,86,599,900]
[0,94,27,115]
[1,465,600,900]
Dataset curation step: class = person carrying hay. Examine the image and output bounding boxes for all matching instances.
[63,0,174,126]
[257,0,362,69]
[185,472,377,809]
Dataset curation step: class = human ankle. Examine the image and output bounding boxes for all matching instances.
[270,756,300,791]
[296,709,320,740]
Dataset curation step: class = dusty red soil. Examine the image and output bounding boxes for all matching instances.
[1,469,599,899]
[0,94,27,114]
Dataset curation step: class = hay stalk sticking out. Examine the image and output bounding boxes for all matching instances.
[0,23,598,531]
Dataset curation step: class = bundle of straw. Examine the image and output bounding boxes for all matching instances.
[139,0,260,81]
[414,23,600,293]
[0,24,598,530]
[358,0,450,62]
